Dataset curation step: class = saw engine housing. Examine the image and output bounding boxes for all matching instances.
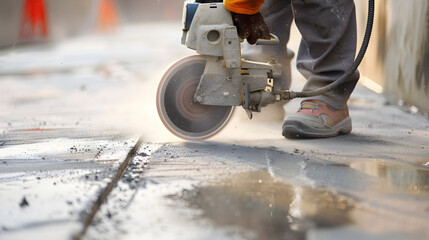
[156,1,285,140]
[182,1,283,116]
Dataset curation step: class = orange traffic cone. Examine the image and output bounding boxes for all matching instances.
[97,0,119,32]
[20,0,49,39]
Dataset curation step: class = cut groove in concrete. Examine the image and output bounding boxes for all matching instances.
[73,136,144,240]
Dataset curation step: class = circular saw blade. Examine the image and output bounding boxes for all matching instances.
[156,55,234,140]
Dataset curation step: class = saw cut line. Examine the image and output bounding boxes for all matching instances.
[73,136,144,240]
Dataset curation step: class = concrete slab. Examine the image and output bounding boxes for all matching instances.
[0,137,136,240]
[87,128,429,239]
[0,65,140,238]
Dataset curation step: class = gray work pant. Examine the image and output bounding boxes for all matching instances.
[259,0,360,109]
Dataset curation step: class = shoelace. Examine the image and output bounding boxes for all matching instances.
[299,102,323,113]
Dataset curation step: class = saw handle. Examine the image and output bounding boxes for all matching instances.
[255,33,280,45]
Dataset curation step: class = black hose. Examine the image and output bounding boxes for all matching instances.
[286,0,375,99]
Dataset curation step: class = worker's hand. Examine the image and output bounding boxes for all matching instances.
[231,12,270,45]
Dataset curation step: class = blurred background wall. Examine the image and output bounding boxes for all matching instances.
[356,0,429,112]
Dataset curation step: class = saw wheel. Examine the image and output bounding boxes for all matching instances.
[156,55,234,140]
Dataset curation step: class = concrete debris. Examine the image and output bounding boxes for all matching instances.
[19,197,29,208]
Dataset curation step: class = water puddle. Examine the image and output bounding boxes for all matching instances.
[350,161,429,194]
[170,170,355,240]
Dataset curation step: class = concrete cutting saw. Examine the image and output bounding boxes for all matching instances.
[156,1,374,140]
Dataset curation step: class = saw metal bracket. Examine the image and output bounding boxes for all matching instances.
[222,26,241,69]
[240,81,253,119]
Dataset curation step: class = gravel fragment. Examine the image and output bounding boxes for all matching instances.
[20,197,29,208]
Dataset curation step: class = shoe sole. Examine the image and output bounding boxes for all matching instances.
[282,117,352,139]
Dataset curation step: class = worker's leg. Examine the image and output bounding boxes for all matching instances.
[282,0,358,138]
[292,0,359,109]
[243,0,294,91]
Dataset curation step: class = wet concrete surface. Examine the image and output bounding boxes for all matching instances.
[172,170,354,240]
[84,141,429,240]
[0,22,429,240]
[350,160,429,194]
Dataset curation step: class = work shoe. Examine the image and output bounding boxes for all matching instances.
[282,100,352,139]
